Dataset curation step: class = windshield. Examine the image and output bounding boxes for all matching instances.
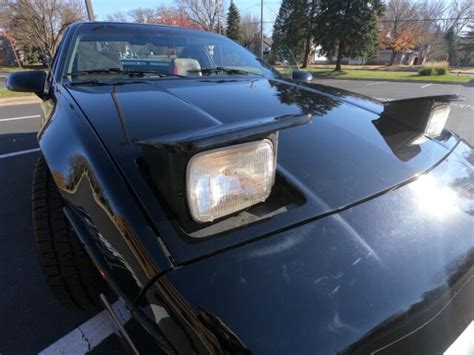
[64,23,277,82]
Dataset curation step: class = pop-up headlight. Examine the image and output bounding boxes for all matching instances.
[140,113,311,232]
[425,104,451,137]
[187,140,275,222]
[381,95,461,139]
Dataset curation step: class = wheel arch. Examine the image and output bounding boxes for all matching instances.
[38,89,173,303]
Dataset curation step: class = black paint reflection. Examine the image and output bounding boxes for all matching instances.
[342,249,474,354]
[270,80,341,116]
[143,276,250,354]
[372,115,423,162]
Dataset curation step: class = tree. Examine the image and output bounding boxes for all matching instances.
[441,0,474,36]
[380,0,420,66]
[128,8,157,23]
[106,5,200,29]
[445,26,459,66]
[106,11,129,22]
[5,0,86,62]
[458,24,474,65]
[177,0,226,32]
[240,14,260,53]
[301,0,319,68]
[226,2,241,42]
[272,0,307,63]
[153,5,200,28]
[412,0,446,64]
[313,0,384,71]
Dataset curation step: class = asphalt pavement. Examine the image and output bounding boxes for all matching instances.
[0,80,472,354]
[0,103,134,354]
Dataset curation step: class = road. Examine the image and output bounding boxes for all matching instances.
[0,80,472,354]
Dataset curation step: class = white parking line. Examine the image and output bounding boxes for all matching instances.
[0,114,41,122]
[421,83,433,88]
[0,148,40,159]
[366,81,386,86]
[39,300,131,355]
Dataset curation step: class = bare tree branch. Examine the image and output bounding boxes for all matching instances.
[5,0,86,62]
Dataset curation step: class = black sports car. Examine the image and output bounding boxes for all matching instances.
[7,22,474,354]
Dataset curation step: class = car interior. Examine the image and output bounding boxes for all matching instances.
[69,36,217,77]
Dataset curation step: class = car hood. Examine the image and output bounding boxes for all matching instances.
[139,141,474,354]
[67,77,460,262]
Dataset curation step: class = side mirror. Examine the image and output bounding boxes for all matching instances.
[7,71,47,94]
[292,70,313,82]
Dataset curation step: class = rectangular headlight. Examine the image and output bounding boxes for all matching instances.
[187,140,276,223]
[425,104,450,137]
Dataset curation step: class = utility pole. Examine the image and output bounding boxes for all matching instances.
[260,0,264,58]
[85,0,95,21]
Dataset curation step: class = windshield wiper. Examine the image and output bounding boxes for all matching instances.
[68,79,152,86]
[65,68,184,78]
[187,67,263,76]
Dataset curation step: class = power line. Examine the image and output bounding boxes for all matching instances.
[378,17,473,23]
[243,1,281,11]
[245,17,473,25]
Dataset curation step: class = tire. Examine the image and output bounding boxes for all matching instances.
[32,154,109,311]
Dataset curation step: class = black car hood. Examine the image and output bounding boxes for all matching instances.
[67,77,460,262]
[140,141,474,354]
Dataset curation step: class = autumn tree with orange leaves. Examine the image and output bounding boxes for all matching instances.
[106,5,201,29]
[380,0,420,65]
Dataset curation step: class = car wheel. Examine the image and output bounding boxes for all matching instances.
[32,154,109,311]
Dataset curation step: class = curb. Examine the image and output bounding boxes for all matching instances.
[0,96,41,106]
[312,76,473,86]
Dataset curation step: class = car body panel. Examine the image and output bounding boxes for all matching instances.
[37,89,173,300]
[22,21,473,354]
[67,77,459,262]
[138,141,474,354]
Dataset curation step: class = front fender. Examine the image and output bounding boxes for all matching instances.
[38,88,173,302]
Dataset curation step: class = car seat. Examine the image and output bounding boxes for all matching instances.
[76,42,123,71]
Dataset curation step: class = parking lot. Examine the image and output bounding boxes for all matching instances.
[0,103,135,354]
[0,79,472,354]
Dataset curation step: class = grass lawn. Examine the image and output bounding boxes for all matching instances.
[0,65,47,74]
[0,87,34,98]
[276,67,473,84]
[0,66,21,73]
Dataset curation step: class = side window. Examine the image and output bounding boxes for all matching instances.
[48,29,68,85]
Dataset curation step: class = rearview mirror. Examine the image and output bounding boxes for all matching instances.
[292,70,313,82]
[7,71,47,94]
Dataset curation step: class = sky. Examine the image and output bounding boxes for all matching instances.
[92,0,282,35]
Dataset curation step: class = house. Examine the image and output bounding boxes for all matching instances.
[369,48,423,65]
[310,45,423,66]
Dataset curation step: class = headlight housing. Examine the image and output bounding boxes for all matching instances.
[425,104,451,137]
[187,140,276,222]
[140,113,311,235]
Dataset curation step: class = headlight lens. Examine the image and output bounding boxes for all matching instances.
[425,104,450,137]
[187,140,276,223]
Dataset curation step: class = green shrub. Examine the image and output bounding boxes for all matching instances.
[418,61,449,76]
[434,67,447,75]
[419,67,433,76]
